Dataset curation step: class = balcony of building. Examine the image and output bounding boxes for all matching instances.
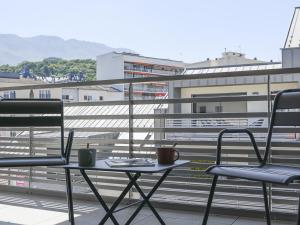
[0,66,299,224]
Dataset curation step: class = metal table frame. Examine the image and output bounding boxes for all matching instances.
[64,160,189,225]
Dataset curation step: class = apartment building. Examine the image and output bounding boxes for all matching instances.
[0,72,55,99]
[186,51,266,69]
[0,72,122,101]
[62,86,122,102]
[96,52,185,99]
[282,7,300,68]
[169,52,283,115]
[169,7,300,117]
[166,7,300,134]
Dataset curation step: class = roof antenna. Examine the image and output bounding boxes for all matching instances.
[238,45,242,53]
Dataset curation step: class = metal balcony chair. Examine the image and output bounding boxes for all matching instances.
[0,99,74,221]
[202,89,300,225]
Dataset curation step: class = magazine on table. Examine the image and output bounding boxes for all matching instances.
[105,158,155,168]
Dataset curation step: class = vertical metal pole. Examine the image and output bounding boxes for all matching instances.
[297,193,300,225]
[202,175,218,225]
[262,182,271,225]
[128,83,134,201]
[29,89,34,191]
[128,83,134,159]
[267,75,272,212]
[267,75,271,136]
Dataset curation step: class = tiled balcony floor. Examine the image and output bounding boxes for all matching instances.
[0,190,294,225]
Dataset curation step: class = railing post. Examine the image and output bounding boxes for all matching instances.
[267,74,272,212]
[154,108,167,144]
[29,89,34,191]
[127,83,134,202]
[267,74,271,133]
[128,83,134,159]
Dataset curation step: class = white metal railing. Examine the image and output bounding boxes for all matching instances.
[0,67,300,218]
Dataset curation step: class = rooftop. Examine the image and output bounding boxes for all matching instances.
[186,52,273,69]
[184,62,282,75]
[113,51,184,63]
[97,51,185,68]
[0,71,19,79]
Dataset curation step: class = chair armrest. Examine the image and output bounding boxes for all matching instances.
[216,128,262,165]
[64,129,74,164]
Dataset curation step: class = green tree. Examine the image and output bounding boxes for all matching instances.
[0,58,96,81]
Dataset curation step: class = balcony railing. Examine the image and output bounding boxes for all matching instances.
[0,67,300,219]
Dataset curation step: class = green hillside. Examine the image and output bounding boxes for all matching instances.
[0,58,96,81]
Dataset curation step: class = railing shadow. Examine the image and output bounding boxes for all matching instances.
[0,192,103,225]
[0,192,98,214]
[0,191,152,225]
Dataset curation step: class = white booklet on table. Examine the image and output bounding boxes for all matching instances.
[105,158,155,168]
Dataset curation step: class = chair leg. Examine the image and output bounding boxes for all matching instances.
[202,175,218,225]
[297,193,300,225]
[65,169,75,225]
[262,182,271,225]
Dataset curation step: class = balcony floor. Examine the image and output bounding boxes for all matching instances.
[0,190,294,225]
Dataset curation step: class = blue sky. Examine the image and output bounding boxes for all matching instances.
[1,0,299,63]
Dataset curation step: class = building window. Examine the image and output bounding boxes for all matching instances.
[62,95,70,100]
[99,96,103,101]
[199,106,206,113]
[125,72,134,78]
[192,103,207,113]
[84,95,92,101]
[215,105,223,113]
[3,91,16,99]
[39,90,51,99]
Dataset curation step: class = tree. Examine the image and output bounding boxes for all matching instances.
[0,58,96,81]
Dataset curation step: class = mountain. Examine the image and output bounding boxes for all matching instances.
[0,34,133,65]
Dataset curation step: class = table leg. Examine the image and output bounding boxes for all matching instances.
[97,173,141,225]
[125,169,171,225]
[80,169,119,225]
[65,168,75,225]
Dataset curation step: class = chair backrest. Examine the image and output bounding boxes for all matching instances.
[0,99,65,157]
[264,89,300,162]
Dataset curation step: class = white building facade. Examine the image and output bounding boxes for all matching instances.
[62,86,122,102]
[0,73,122,102]
[96,52,184,99]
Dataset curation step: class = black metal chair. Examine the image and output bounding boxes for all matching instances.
[0,99,74,221]
[202,88,300,225]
